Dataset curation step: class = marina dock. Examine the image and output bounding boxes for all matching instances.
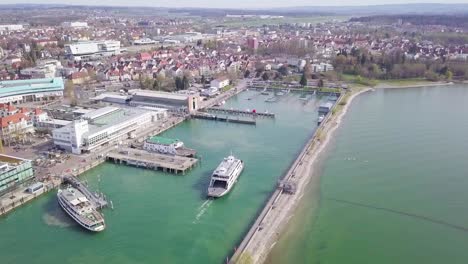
[191,113,256,125]
[106,148,198,175]
[206,107,275,118]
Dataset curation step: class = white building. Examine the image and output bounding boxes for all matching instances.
[0,24,24,34]
[65,40,121,61]
[52,106,161,154]
[143,136,184,155]
[129,90,199,113]
[133,38,157,45]
[210,77,230,89]
[61,21,88,29]
[21,60,62,79]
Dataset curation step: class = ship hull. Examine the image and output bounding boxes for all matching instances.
[208,161,244,198]
[57,192,105,232]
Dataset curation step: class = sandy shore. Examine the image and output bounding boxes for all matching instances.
[231,88,372,264]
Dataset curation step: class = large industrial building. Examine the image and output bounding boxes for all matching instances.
[0,154,34,196]
[0,78,64,104]
[52,106,166,154]
[65,40,122,61]
[128,90,200,113]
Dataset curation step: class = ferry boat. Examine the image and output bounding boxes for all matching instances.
[57,187,106,232]
[208,155,244,198]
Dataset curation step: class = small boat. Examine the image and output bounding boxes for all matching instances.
[318,115,325,124]
[265,97,277,102]
[276,92,285,96]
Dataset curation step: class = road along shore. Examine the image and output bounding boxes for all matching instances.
[230,87,372,264]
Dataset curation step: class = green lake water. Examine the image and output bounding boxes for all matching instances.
[267,85,468,264]
[0,90,324,264]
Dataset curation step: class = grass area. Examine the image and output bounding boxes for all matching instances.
[222,85,233,92]
[376,78,436,88]
[319,87,341,93]
[342,74,439,88]
[220,15,349,27]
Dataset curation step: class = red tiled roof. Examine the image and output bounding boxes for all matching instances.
[0,113,29,128]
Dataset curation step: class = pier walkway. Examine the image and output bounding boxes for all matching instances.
[106,148,198,175]
[206,107,275,118]
[191,113,256,125]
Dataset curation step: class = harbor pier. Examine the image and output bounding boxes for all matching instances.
[106,148,198,175]
[206,107,275,118]
[191,113,256,125]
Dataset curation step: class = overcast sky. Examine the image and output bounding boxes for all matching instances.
[3,0,466,8]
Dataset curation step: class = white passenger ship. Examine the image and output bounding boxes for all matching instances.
[57,187,106,232]
[208,154,244,198]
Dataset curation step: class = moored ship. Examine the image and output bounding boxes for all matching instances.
[57,187,106,232]
[207,154,244,198]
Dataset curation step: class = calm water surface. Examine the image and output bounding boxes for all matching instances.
[267,85,468,264]
[0,90,324,264]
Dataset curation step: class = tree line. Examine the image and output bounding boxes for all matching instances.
[333,47,468,81]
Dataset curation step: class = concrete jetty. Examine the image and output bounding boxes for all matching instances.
[228,93,343,264]
[106,148,198,175]
[191,113,256,125]
[206,107,275,118]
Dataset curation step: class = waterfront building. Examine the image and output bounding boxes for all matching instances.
[0,154,34,196]
[144,136,184,155]
[65,40,121,61]
[52,106,161,154]
[210,77,230,89]
[0,78,64,104]
[128,89,199,113]
[0,104,45,144]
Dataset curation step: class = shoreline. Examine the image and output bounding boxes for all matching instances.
[375,81,452,89]
[231,87,372,264]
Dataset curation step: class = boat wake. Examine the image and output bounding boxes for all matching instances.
[42,209,73,228]
[192,199,213,224]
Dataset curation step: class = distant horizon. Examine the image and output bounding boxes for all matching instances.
[1,1,468,9]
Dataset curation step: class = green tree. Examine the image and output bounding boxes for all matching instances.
[244,69,251,78]
[174,76,182,90]
[182,75,190,90]
[201,75,206,88]
[445,70,453,80]
[299,72,308,87]
[317,78,324,88]
[278,65,288,76]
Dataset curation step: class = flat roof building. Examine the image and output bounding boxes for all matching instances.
[65,40,121,61]
[129,89,199,113]
[0,154,34,196]
[0,78,64,104]
[52,106,163,154]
